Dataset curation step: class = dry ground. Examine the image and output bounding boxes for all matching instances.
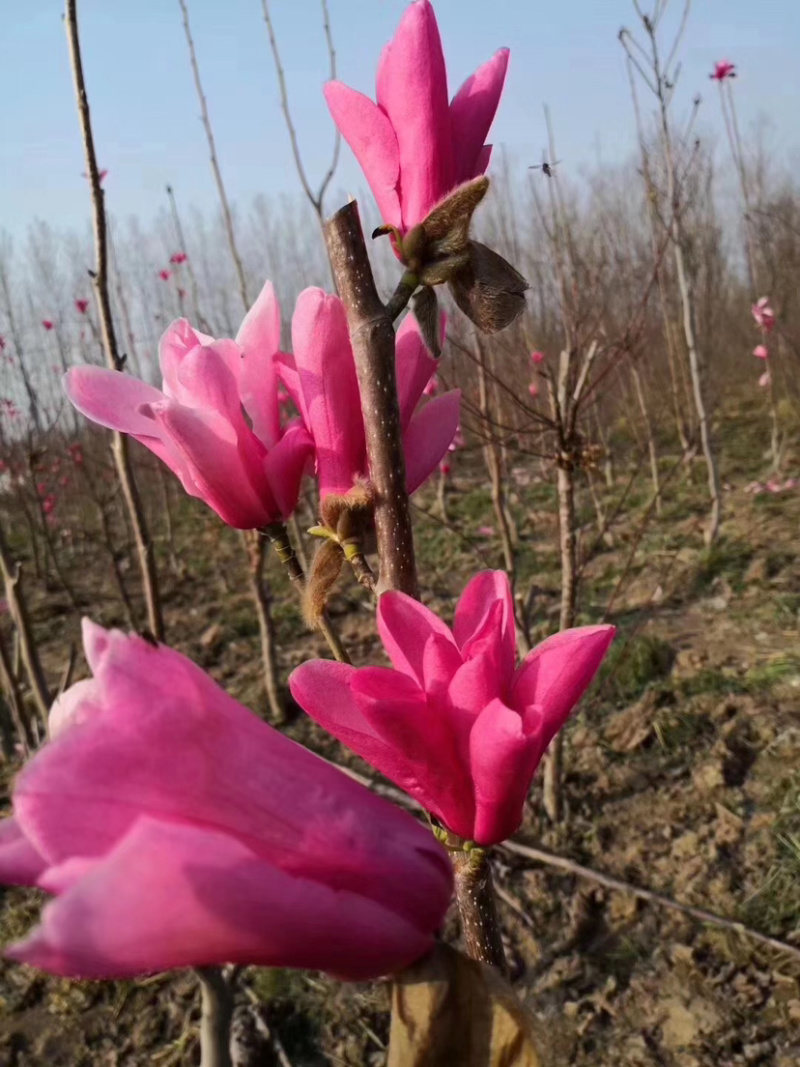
[2,398,800,1065]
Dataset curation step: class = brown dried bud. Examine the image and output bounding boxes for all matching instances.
[303,538,345,628]
[448,242,528,334]
[412,286,441,358]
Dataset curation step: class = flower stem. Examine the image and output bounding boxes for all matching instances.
[261,523,351,664]
[451,848,508,975]
[195,967,234,1067]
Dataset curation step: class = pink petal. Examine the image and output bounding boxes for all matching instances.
[468,699,538,845]
[511,625,615,748]
[376,0,452,228]
[395,311,440,426]
[16,631,448,926]
[350,667,475,838]
[49,677,103,738]
[64,366,166,438]
[323,82,401,230]
[454,570,516,683]
[144,400,275,529]
[274,352,305,422]
[291,289,365,497]
[237,279,281,449]
[403,390,461,493]
[63,366,186,480]
[377,590,457,683]
[288,660,396,772]
[158,319,215,401]
[262,421,314,520]
[0,817,48,887]
[447,647,503,718]
[421,632,463,700]
[449,48,510,186]
[7,817,440,981]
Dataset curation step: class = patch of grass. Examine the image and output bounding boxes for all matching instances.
[744,655,800,693]
[693,536,754,595]
[741,772,800,936]
[596,633,675,706]
[653,706,713,751]
[677,669,747,699]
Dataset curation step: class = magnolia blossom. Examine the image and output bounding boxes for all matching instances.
[158,270,171,282]
[753,344,769,360]
[0,621,451,980]
[42,320,54,331]
[477,525,495,538]
[75,299,89,315]
[528,382,539,398]
[752,297,775,333]
[710,60,736,81]
[291,571,614,845]
[758,371,771,388]
[324,0,508,235]
[170,252,188,265]
[65,280,313,529]
[276,288,459,499]
[530,350,545,365]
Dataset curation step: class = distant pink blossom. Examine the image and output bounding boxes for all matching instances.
[710,60,736,81]
[753,344,769,360]
[158,270,171,282]
[291,571,615,845]
[449,425,465,452]
[170,252,188,265]
[758,371,771,388]
[530,350,545,364]
[75,299,89,315]
[0,621,451,980]
[477,525,496,538]
[42,320,54,331]
[439,460,451,476]
[65,280,314,530]
[42,495,56,516]
[36,482,47,496]
[324,0,509,234]
[752,297,775,333]
[528,382,539,398]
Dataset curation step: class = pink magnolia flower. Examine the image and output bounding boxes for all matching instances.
[276,288,459,499]
[710,60,736,81]
[42,495,56,516]
[758,370,771,388]
[291,571,615,845]
[324,0,509,234]
[75,299,89,315]
[158,270,171,282]
[439,460,451,476]
[64,280,314,529]
[530,350,545,364]
[752,297,775,333]
[753,344,769,360]
[477,525,496,538]
[42,320,54,331]
[528,382,539,398]
[170,252,188,265]
[0,621,451,980]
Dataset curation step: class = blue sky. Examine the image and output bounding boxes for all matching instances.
[2,0,799,240]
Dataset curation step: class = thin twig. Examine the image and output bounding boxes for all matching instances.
[177,0,249,311]
[65,0,164,641]
[501,839,800,964]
